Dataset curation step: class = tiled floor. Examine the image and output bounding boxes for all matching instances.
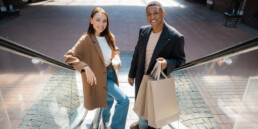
[1,0,258,129]
[0,0,256,62]
[0,54,56,129]
[187,50,258,129]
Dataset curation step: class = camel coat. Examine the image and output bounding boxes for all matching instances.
[64,33,119,110]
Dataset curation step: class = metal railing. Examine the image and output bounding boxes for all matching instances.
[0,36,74,70]
[174,37,258,71]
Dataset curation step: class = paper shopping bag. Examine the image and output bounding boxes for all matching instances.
[143,61,179,128]
[133,75,150,116]
[147,75,179,128]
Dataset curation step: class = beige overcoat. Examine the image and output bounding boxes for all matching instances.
[64,33,119,110]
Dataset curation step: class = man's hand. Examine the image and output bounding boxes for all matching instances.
[83,66,97,86]
[128,77,134,86]
[156,57,167,70]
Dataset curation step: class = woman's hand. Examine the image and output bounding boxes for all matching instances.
[83,66,97,86]
[112,54,121,70]
[117,63,121,69]
[114,63,121,70]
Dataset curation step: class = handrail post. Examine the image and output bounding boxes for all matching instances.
[90,108,102,129]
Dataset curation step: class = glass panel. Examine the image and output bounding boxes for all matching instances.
[0,49,80,129]
[0,90,12,129]
[174,49,258,129]
[234,76,258,129]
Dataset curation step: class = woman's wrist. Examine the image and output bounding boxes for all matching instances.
[82,66,89,71]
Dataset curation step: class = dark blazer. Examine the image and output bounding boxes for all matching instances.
[129,22,186,98]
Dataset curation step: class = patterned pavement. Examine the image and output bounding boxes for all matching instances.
[0,0,256,62]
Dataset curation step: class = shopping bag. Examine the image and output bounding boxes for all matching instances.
[133,61,160,117]
[133,75,150,116]
[145,61,179,128]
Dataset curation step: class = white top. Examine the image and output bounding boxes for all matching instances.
[96,36,112,67]
[145,31,162,73]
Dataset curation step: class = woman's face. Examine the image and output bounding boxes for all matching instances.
[90,12,107,36]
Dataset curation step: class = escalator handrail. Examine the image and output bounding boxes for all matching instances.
[0,36,74,70]
[174,37,258,71]
[1,36,257,72]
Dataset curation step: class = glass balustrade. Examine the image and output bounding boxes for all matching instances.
[0,48,80,129]
[1,37,257,129]
[174,48,258,129]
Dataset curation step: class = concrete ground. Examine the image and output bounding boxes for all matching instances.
[0,0,257,62]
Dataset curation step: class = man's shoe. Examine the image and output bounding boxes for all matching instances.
[130,121,139,129]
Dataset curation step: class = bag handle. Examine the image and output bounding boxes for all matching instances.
[150,61,167,80]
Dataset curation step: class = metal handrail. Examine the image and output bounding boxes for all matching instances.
[1,36,257,73]
[0,36,74,70]
[174,37,258,71]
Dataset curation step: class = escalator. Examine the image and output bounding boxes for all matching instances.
[0,36,257,129]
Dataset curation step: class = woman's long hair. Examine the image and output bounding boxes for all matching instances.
[87,7,115,50]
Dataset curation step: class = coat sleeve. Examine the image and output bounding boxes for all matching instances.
[64,35,88,72]
[165,36,186,74]
[128,29,142,78]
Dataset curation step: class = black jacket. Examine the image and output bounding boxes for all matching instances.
[129,22,186,98]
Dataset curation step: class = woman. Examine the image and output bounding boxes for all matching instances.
[64,7,129,129]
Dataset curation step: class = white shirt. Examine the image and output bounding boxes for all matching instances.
[145,31,162,73]
[96,36,112,67]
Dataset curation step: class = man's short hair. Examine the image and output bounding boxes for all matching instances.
[146,1,163,11]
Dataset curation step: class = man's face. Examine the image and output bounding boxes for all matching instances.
[146,6,165,29]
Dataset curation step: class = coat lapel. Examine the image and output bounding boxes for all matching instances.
[89,34,105,66]
[140,27,152,73]
[141,27,152,49]
[146,23,170,74]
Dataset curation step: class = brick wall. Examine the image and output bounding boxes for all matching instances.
[242,0,258,30]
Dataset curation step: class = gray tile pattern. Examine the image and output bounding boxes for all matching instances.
[17,68,80,129]
[173,70,220,129]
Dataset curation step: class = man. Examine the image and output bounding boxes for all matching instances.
[128,1,186,129]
